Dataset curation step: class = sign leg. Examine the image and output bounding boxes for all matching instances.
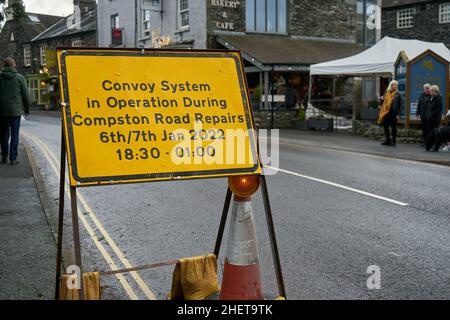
[70,186,85,300]
[260,175,287,299]
[55,126,67,300]
[214,188,232,257]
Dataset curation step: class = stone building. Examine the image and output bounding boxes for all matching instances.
[0,0,61,75]
[382,0,450,48]
[26,0,97,109]
[30,0,97,75]
[96,0,381,125]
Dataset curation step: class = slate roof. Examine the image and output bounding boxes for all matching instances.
[0,12,62,43]
[216,34,364,66]
[32,10,96,42]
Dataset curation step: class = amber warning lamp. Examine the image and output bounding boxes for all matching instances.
[228,175,260,198]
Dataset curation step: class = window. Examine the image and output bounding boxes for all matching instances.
[143,9,151,35]
[28,14,40,22]
[397,8,415,29]
[28,79,40,104]
[72,40,82,47]
[143,0,161,8]
[111,14,120,29]
[23,45,31,67]
[246,0,287,34]
[439,3,450,24]
[356,0,378,46]
[40,45,47,66]
[178,0,189,29]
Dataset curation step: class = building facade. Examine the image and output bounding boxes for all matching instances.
[96,0,381,122]
[31,0,97,75]
[27,0,97,109]
[0,0,62,75]
[98,0,380,49]
[382,0,450,48]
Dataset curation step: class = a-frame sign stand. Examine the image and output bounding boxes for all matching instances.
[54,47,286,300]
[54,124,286,300]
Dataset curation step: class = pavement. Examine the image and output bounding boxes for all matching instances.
[2,113,449,300]
[0,140,57,300]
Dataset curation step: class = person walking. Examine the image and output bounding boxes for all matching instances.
[378,80,403,147]
[0,57,30,165]
[425,85,443,138]
[416,83,431,142]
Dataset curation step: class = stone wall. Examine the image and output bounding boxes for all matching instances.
[253,110,298,128]
[355,120,423,144]
[0,19,33,76]
[207,0,246,33]
[382,2,450,48]
[288,0,357,41]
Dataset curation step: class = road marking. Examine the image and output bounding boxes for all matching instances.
[23,134,139,300]
[274,139,450,170]
[265,165,409,207]
[24,133,157,300]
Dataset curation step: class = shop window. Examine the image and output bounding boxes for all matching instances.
[356,0,378,46]
[246,0,286,34]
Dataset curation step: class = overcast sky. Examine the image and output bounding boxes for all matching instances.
[24,0,74,16]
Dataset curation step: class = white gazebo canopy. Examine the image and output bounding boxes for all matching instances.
[310,37,450,76]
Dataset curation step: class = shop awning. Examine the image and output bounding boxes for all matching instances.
[216,34,363,72]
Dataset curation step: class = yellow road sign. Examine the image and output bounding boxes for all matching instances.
[57,48,261,187]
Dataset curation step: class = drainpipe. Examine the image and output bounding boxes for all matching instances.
[135,0,139,47]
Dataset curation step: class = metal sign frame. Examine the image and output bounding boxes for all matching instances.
[54,48,286,300]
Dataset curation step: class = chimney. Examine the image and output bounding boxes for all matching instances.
[73,0,96,14]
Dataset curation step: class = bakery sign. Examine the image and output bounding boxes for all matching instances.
[210,0,242,31]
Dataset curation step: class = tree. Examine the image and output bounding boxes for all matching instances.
[0,0,26,22]
[10,0,26,19]
[0,0,6,23]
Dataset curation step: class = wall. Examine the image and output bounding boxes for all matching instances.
[97,0,136,47]
[159,0,207,49]
[31,31,96,74]
[0,20,31,75]
[289,0,358,41]
[382,1,450,48]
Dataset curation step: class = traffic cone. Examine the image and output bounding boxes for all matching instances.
[219,194,264,300]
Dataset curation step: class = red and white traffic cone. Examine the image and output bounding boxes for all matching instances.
[219,193,264,300]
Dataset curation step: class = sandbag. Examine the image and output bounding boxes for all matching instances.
[59,272,101,300]
[170,254,220,300]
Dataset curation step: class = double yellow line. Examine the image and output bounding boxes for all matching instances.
[23,133,157,300]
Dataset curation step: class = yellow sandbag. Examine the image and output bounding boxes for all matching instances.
[59,272,101,300]
[170,254,220,300]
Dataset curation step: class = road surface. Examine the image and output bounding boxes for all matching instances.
[21,115,450,300]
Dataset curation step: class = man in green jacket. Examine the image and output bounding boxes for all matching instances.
[0,57,30,165]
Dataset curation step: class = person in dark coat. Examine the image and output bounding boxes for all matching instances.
[0,57,30,165]
[416,83,431,142]
[378,80,403,146]
[426,110,450,152]
[424,85,443,140]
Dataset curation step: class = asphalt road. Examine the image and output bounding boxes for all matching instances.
[21,115,450,300]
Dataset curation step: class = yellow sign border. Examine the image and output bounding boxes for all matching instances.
[57,48,261,187]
